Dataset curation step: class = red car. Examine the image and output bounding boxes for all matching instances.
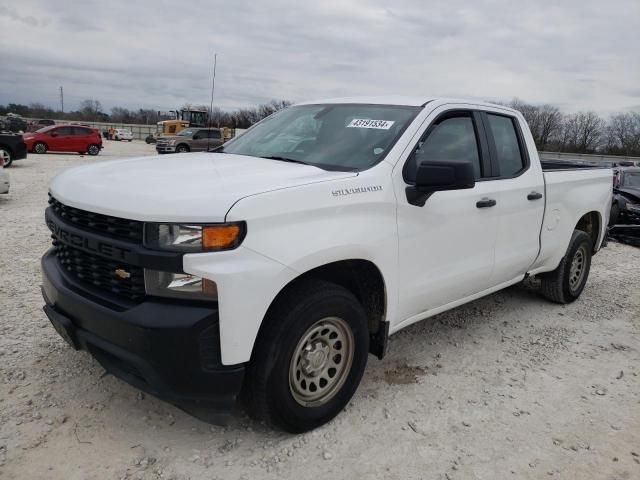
[23,125,103,156]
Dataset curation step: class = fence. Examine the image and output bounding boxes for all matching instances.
[538,151,640,165]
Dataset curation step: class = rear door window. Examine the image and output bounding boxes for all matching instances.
[55,127,73,135]
[73,127,91,136]
[485,114,525,177]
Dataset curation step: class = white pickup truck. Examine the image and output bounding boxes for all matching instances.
[42,97,612,432]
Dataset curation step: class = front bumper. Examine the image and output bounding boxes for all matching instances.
[155,144,176,153]
[14,141,27,160]
[41,250,245,422]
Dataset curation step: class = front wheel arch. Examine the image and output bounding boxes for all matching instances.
[253,259,388,361]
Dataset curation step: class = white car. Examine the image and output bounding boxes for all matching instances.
[113,128,133,141]
[0,158,9,193]
[42,96,612,432]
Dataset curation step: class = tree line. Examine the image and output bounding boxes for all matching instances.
[2,98,639,155]
[0,99,292,130]
[501,99,640,156]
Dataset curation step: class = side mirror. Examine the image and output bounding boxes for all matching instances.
[193,134,201,140]
[407,160,475,206]
[50,132,58,137]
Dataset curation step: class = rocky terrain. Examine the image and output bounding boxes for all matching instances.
[1,143,639,479]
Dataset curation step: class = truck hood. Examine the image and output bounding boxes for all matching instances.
[49,153,356,222]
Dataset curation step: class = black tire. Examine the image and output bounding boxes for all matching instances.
[0,147,12,167]
[33,142,47,154]
[245,279,369,433]
[540,230,592,304]
[176,144,190,153]
[609,203,620,227]
[87,144,100,156]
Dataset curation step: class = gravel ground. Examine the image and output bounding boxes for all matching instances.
[1,141,639,479]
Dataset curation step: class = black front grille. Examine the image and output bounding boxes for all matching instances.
[48,195,144,243]
[54,240,145,302]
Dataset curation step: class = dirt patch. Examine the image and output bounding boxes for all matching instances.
[383,364,430,384]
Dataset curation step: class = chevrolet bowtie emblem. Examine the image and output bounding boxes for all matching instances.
[114,268,131,279]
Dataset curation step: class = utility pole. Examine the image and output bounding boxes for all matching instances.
[59,86,64,114]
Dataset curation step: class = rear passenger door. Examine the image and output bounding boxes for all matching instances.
[481,111,545,284]
[73,127,92,151]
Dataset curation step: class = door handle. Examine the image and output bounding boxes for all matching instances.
[527,191,543,201]
[476,198,497,208]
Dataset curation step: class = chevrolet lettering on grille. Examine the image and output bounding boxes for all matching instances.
[46,217,132,261]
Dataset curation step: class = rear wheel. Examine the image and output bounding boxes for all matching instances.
[0,147,12,167]
[87,144,100,156]
[540,230,592,304]
[245,279,369,433]
[33,142,47,154]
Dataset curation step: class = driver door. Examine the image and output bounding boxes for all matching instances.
[395,109,500,321]
[48,126,73,151]
[191,129,210,151]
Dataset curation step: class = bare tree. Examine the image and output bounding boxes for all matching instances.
[78,99,103,121]
[606,112,640,155]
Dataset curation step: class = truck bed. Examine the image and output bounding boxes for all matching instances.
[541,159,613,171]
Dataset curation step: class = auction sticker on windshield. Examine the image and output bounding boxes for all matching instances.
[347,119,395,130]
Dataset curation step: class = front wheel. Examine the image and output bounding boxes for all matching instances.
[176,144,189,153]
[0,147,12,167]
[87,144,100,156]
[33,142,47,154]
[245,279,369,433]
[540,230,592,304]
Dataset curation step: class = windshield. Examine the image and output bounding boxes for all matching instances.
[219,104,420,170]
[177,128,196,137]
[622,172,640,187]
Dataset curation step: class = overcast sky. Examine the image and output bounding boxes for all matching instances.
[1,0,638,115]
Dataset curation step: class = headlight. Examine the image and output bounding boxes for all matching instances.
[144,223,245,252]
[145,269,217,300]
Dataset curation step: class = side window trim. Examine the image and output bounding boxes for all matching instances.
[472,111,494,178]
[402,108,489,184]
[480,111,530,180]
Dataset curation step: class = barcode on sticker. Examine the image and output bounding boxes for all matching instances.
[347,119,395,130]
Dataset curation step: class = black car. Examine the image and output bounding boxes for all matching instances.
[609,167,640,246]
[1,116,28,133]
[0,132,28,167]
[611,167,640,225]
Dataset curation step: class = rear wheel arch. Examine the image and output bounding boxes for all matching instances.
[575,211,601,252]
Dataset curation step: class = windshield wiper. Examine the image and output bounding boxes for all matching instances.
[259,155,311,166]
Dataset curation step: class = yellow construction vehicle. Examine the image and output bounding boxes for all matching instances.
[146,105,209,143]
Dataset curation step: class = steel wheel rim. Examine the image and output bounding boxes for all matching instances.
[289,316,354,407]
[569,245,587,291]
[0,148,9,165]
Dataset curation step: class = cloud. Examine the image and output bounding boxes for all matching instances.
[0,0,638,115]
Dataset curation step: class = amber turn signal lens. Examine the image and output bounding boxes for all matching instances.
[202,224,242,249]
